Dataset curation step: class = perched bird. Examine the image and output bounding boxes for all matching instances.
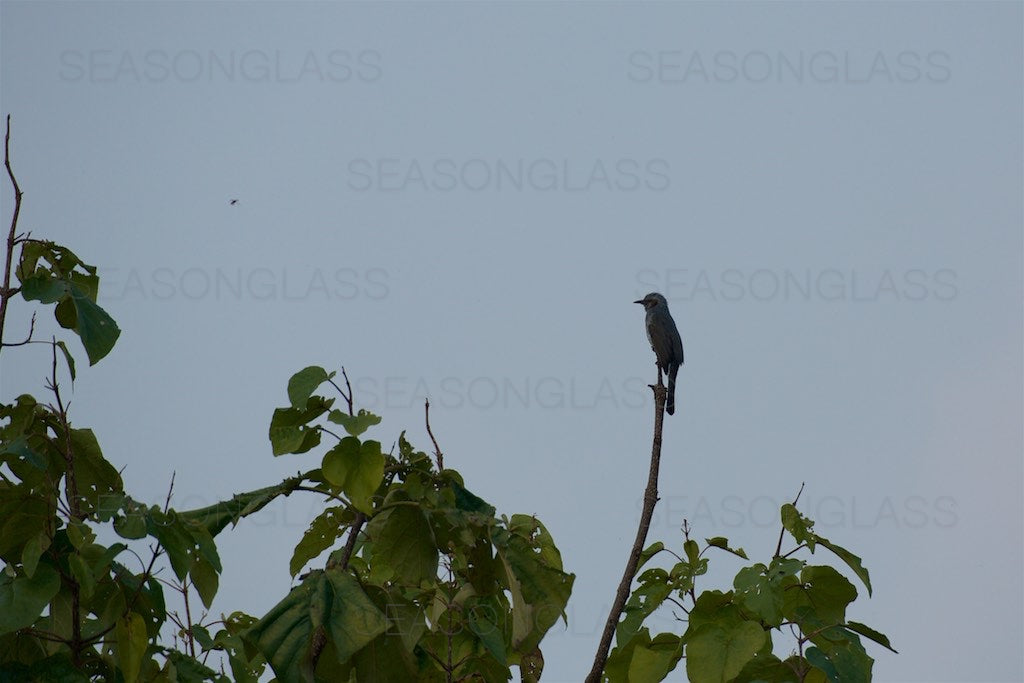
[634,292,684,415]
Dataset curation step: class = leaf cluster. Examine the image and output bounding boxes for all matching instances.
[605,503,896,682]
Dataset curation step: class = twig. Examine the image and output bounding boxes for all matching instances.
[774,481,806,558]
[585,381,669,682]
[0,310,33,347]
[0,114,25,351]
[328,366,356,416]
[164,472,176,513]
[425,398,444,471]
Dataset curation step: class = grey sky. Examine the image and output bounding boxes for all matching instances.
[1,2,1021,681]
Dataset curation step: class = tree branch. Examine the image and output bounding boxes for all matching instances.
[585,381,669,682]
[425,398,444,471]
[0,114,25,351]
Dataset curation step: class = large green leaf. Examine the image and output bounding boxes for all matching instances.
[844,621,897,653]
[289,506,350,578]
[288,366,332,409]
[114,612,148,683]
[244,570,387,682]
[494,527,574,656]
[616,570,671,647]
[69,428,123,511]
[368,505,438,585]
[268,397,331,456]
[816,538,872,597]
[805,628,874,683]
[321,438,384,512]
[323,571,390,662]
[179,473,310,536]
[0,563,60,636]
[798,565,857,625]
[628,632,683,683]
[68,285,120,365]
[733,558,802,627]
[685,621,765,683]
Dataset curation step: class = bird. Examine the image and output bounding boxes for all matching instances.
[634,292,684,415]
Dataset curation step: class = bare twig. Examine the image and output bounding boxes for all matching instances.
[0,115,24,351]
[586,381,669,682]
[164,472,176,513]
[328,366,356,416]
[774,481,806,558]
[425,398,444,471]
[0,310,33,347]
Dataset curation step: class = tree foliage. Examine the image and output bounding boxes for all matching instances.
[603,497,897,682]
[0,120,892,682]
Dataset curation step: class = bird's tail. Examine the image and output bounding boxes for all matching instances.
[666,363,679,415]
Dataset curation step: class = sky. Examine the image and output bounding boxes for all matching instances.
[0,2,1021,681]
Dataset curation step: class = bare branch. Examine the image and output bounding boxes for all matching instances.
[586,381,669,682]
[0,114,25,350]
[425,398,444,471]
[0,310,34,347]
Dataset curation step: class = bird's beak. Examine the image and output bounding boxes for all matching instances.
[633,299,644,305]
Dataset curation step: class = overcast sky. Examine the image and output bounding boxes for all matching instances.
[1,2,1021,681]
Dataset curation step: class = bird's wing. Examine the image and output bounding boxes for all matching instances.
[647,317,676,369]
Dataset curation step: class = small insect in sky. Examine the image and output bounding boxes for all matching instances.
[229,199,238,205]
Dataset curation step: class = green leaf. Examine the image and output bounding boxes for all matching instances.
[637,541,664,570]
[468,604,507,664]
[321,438,384,513]
[115,612,148,683]
[494,527,574,656]
[683,539,700,564]
[68,284,120,365]
[19,273,68,303]
[179,473,309,537]
[114,509,148,540]
[0,563,60,636]
[453,480,495,515]
[817,538,872,597]
[845,621,898,653]
[244,570,387,682]
[735,652,798,682]
[705,537,748,560]
[289,506,349,578]
[781,503,816,550]
[0,435,44,469]
[54,296,76,328]
[21,531,50,578]
[628,632,683,683]
[327,408,382,437]
[69,428,123,511]
[797,565,857,625]
[268,401,329,456]
[55,340,77,382]
[288,366,332,409]
[733,564,785,626]
[685,621,765,683]
[190,555,219,609]
[617,573,671,647]
[805,628,875,683]
[147,513,195,581]
[69,553,96,600]
[368,505,438,586]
